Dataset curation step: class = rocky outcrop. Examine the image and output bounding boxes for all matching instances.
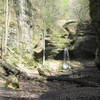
[89,0,100,70]
[72,21,96,59]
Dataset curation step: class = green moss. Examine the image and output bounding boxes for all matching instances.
[23,56,35,67]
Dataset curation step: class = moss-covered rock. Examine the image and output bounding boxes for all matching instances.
[5,75,19,89]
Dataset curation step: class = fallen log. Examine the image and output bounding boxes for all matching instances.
[0,60,20,76]
[6,47,37,79]
[0,73,19,88]
[2,60,39,81]
[0,47,38,80]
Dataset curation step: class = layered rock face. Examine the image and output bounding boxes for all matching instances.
[89,0,100,70]
[72,21,96,59]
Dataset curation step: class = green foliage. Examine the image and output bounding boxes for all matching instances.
[73,0,90,23]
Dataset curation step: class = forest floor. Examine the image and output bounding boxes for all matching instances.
[0,60,100,100]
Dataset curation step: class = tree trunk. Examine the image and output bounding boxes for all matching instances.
[14,0,33,52]
[3,0,9,55]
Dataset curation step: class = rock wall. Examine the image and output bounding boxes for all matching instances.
[89,0,100,70]
[72,21,96,59]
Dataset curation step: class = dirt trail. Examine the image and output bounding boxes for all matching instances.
[0,60,100,100]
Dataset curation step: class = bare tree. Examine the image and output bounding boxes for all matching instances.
[3,0,9,56]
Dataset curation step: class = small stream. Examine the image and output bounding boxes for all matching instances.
[63,48,71,70]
